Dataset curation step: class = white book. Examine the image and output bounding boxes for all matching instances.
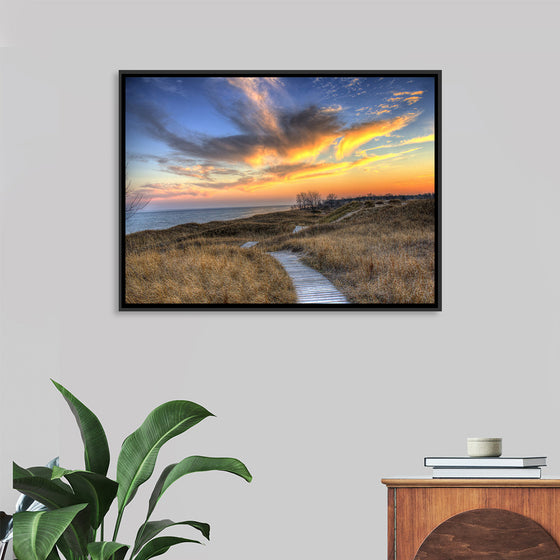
[424,456,546,468]
[432,467,542,479]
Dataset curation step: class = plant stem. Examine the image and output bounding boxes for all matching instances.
[112,510,124,541]
[100,519,104,542]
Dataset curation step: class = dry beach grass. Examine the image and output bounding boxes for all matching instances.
[125,199,436,305]
[263,199,435,304]
[125,244,297,304]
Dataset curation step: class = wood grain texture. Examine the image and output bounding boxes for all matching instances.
[388,488,395,560]
[268,251,349,304]
[414,508,560,559]
[392,486,560,559]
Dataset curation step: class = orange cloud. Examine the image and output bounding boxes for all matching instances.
[136,182,210,200]
[335,114,417,159]
[242,131,339,168]
[282,134,338,164]
[386,91,424,104]
[243,147,280,168]
[401,133,434,145]
[369,103,399,117]
[226,77,283,135]
[218,149,421,193]
[139,149,433,206]
[403,96,421,105]
[165,164,217,179]
[285,150,419,182]
[392,90,424,96]
[366,134,435,151]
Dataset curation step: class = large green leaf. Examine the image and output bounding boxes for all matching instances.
[23,466,73,493]
[14,458,61,518]
[146,456,252,520]
[132,519,210,556]
[14,464,77,510]
[13,464,90,556]
[27,466,62,480]
[13,503,87,560]
[51,380,110,476]
[87,541,129,560]
[116,401,213,516]
[134,536,201,560]
[51,467,118,530]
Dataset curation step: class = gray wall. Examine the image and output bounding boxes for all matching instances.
[1,1,559,559]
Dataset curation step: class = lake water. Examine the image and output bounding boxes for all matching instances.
[126,204,291,235]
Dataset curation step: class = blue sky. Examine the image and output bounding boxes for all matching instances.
[125,75,436,210]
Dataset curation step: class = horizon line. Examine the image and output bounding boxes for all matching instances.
[136,193,435,214]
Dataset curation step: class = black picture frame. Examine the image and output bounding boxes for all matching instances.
[120,70,441,310]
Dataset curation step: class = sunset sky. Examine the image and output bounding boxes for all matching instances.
[125,75,436,211]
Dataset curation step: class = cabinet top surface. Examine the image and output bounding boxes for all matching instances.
[382,478,560,488]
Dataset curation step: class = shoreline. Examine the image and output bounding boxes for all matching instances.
[126,204,292,236]
[126,194,435,236]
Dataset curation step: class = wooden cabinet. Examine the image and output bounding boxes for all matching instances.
[382,479,560,559]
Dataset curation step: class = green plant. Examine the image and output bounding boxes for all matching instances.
[13,380,252,560]
[2,458,58,560]
[1,512,12,560]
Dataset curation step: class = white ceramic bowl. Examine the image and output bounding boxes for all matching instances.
[467,437,502,457]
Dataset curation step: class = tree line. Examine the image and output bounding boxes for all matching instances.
[293,190,435,211]
[293,191,338,211]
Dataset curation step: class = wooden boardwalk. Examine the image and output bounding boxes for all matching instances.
[269,251,349,304]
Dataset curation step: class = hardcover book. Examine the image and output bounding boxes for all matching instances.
[424,457,546,468]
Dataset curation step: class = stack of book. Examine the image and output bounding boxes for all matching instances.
[424,456,547,478]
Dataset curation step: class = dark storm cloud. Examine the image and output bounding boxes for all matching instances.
[128,100,344,166]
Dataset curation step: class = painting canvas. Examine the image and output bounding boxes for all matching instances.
[120,71,441,309]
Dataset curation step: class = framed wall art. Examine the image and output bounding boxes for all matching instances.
[120,70,441,310]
